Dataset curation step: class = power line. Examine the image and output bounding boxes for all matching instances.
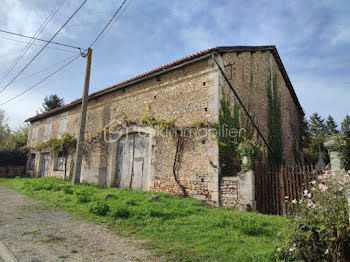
[0,36,79,54]
[19,54,79,80]
[89,0,128,48]
[0,54,81,107]
[0,0,133,107]
[0,0,66,86]
[94,0,133,47]
[0,0,88,95]
[0,29,86,51]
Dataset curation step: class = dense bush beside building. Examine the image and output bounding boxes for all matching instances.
[278,170,350,261]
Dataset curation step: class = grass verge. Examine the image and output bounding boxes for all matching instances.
[0,177,286,261]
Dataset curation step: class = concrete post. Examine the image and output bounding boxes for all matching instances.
[324,137,343,171]
[345,190,350,225]
[238,168,256,211]
[73,48,92,184]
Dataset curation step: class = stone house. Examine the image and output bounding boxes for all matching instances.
[25,46,304,207]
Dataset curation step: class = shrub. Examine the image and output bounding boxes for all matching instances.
[278,170,350,261]
[75,188,93,203]
[62,185,73,194]
[109,203,131,218]
[89,201,110,216]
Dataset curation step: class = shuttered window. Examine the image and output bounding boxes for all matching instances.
[32,122,39,140]
[58,112,68,134]
[44,117,52,139]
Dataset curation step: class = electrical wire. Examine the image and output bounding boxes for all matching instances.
[0,0,133,107]
[0,36,79,54]
[0,29,86,51]
[93,0,133,48]
[19,54,79,80]
[89,0,128,48]
[0,0,66,86]
[0,54,81,107]
[0,0,88,95]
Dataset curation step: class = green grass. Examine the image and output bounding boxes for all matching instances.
[0,177,286,261]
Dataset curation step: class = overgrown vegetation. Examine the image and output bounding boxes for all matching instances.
[0,177,286,262]
[267,70,283,166]
[216,87,241,176]
[0,109,28,166]
[28,133,77,179]
[278,170,350,261]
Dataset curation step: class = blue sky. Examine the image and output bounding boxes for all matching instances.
[0,0,349,128]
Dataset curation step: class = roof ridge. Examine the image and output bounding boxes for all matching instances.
[25,45,302,122]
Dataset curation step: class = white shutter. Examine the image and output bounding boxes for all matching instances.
[59,112,68,134]
[44,118,52,138]
[32,122,39,140]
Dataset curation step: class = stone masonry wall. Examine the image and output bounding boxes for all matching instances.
[26,49,302,206]
[219,176,239,207]
[221,51,302,165]
[27,57,221,204]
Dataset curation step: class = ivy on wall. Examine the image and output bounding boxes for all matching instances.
[216,87,241,176]
[267,70,283,166]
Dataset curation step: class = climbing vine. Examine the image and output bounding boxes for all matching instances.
[30,133,77,179]
[216,87,241,176]
[267,69,283,166]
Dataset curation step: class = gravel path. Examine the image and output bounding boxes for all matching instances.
[0,185,160,262]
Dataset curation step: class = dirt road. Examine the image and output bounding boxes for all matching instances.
[0,185,159,262]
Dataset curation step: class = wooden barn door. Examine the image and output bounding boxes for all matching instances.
[115,133,149,190]
[40,153,50,177]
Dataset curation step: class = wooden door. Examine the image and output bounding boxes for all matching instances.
[115,133,149,190]
[40,153,50,177]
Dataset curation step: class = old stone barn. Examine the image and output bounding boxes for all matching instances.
[26,46,303,208]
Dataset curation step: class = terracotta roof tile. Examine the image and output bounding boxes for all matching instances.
[25,46,303,122]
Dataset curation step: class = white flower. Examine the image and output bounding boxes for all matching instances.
[303,189,308,195]
[325,249,329,255]
[292,199,297,204]
[310,180,316,185]
[277,248,281,252]
[318,183,328,191]
[289,247,295,252]
[307,193,311,198]
[285,196,289,199]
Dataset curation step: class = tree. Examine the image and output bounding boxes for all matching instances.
[325,115,338,135]
[341,115,350,134]
[309,113,326,137]
[0,109,10,147]
[303,113,329,165]
[0,109,28,166]
[41,94,64,112]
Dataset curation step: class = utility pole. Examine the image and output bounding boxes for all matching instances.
[72,48,92,184]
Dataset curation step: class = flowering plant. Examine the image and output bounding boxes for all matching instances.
[277,170,350,261]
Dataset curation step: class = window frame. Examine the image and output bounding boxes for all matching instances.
[55,151,65,171]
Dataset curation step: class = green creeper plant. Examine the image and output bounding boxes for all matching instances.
[36,133,77,179]
[267,70,283,166]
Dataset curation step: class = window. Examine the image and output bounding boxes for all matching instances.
[28,154,36,170]
[58,112,68,134]
[32,122,39,140]
[44,117,52,139]
[56,152,65,171]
